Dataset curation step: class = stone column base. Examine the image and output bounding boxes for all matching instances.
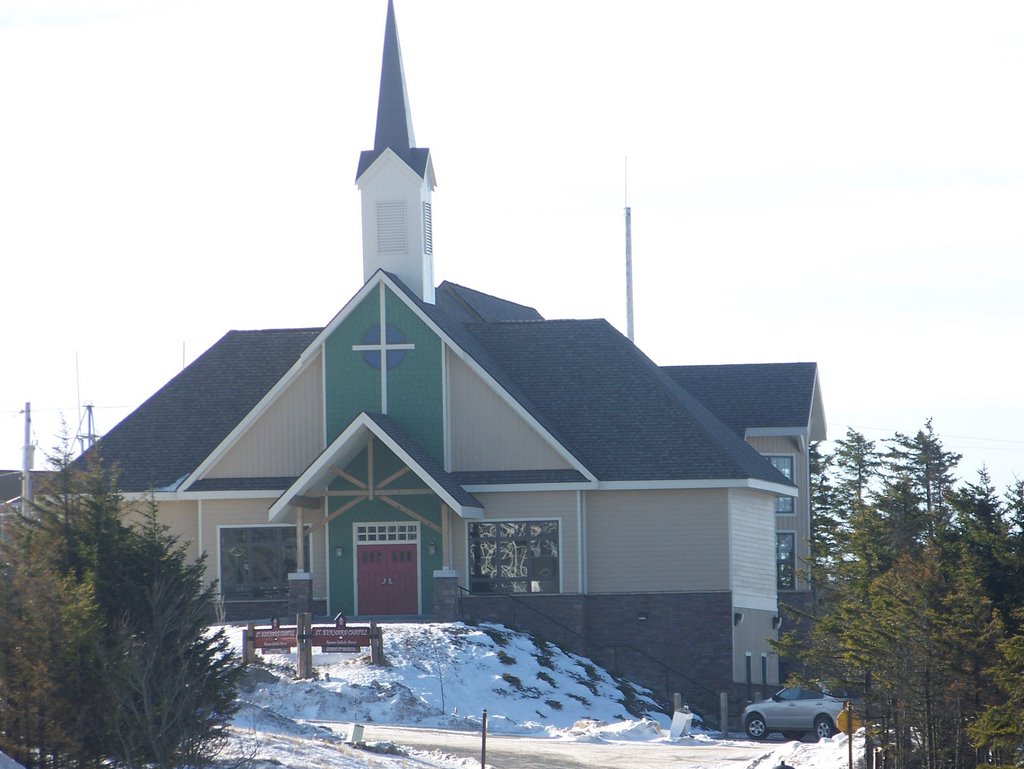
[432,569,459,620]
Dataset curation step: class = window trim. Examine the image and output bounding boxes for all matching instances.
[467,518,562,595]
[217,524,309,603]
[776,530,797,592]
[764,454,796,514]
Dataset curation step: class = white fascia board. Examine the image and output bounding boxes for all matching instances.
[810,369,828,441]
[594,478,798,497]
[461,482,597,494]
[369,273,595,483]
[356,147,428,189]
[744,426,809,439]
[745,426,809,454]
[178,490,287,501]
[732,592,779,613]
[180,346,324,492]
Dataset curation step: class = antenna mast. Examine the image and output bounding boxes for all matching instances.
[77,402,99,455]
[22,402,33,504]
[624,158,634,342]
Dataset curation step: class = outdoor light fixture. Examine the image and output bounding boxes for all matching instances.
[428,542,437,555]
[335,545,344,557]
[772,615,783,630]
[734,612,744,626]
[636,612,649,622]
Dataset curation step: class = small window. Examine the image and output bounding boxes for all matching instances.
[777,532,796,591]
[766,455,795,514]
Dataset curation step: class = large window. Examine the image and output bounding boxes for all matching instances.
[220,526,307,601]
[776,532,796,591]
[468,521,559,594]
[766,455,795,514]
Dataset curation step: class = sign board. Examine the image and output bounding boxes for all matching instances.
[253,626,297,653]
[312,626,371,653]
[837,708,862,735]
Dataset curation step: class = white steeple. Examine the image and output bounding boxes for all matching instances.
[356,0,436,304]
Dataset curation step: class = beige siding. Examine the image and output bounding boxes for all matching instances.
[585,489,730,593]
[447,349,571,472]
[732,607,781,686]
[199,498,328,600]
[728,488,777,600]
[747,435,811,592]
[153,500,200,563]
[450,491,579,593]
[206,352,324,478]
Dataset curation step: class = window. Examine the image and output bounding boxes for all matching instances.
[356,523,418,543]
[777,532,796,591]
[766,455,795,514]
[220,526,308,601]
[468,521,559,594]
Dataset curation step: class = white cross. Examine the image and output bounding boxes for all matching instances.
[351,283,415,413]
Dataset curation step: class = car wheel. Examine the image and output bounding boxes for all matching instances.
[745,713,768,739]
[814,715,836,739]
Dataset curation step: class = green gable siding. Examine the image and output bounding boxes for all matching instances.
[324,287,382,442]
[383,286,444,464]
[323,284,444,462]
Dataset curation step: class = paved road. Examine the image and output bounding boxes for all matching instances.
[339,724,774,769]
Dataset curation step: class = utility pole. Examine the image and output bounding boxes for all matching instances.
[21,402,33,505]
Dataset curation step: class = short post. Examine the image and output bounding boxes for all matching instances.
[673,692,682,713]
[296,612,313,679]
[243,623,256,664]
[720,691,730,736]
[369,621,385,665]
[480,709,488,768]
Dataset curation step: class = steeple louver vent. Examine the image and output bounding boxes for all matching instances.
[423,202,432,255]
[377,200,407,253]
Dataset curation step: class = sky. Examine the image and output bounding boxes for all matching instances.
[1,0,1022,493]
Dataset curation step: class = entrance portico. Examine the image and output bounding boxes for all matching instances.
[269,411,483,617]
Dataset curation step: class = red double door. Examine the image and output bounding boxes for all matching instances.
[357,543,418,615]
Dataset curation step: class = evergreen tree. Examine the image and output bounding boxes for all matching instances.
[0,446,242,768]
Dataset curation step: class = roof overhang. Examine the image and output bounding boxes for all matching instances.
[268,412,483,524]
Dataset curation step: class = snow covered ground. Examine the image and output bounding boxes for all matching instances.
[1,622,864,768]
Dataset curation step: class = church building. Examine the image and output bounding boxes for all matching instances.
[92,1,825,713]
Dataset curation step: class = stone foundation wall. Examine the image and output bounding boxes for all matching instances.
[459,591,735,722]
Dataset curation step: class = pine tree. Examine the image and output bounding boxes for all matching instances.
[0,446,242,767]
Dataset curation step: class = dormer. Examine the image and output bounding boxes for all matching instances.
[355,0,436,303]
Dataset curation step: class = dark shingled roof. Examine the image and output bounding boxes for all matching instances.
[436,281,544,323]
[88,275,805,493]
[88,328,321,492]
[361,412,482,510]
[188,477,298,493]
[459,319,793,485]
[662,363,817,436]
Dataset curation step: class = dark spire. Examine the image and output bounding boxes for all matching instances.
[375,0,414,154]
[356,0,430,180]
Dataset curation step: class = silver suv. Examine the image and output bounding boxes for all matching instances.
[742,685,846,740]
